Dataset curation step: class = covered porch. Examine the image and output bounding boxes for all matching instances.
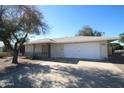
[25,43,51,59]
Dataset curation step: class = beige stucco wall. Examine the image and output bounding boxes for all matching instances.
[100,41,108,60]
[34,44,42,53]
[0,47,3,52]
[51,44,64,58]
[25,44,49,58]
[25,41,108,60]
[0,42,4,52]
[25,45,34,57]
[38,44,49,58]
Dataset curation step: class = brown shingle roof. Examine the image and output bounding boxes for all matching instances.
[24,36,118,45]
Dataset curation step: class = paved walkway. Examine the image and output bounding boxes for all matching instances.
[0,57,124,88]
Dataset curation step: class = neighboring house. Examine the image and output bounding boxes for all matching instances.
[0,42,4,52]
[24,36,117,60]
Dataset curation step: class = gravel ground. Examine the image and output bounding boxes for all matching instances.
[0,57,124,88]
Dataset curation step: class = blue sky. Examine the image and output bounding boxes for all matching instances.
[31,5,124,40]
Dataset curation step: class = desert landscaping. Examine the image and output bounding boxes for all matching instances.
[0,56,124,88]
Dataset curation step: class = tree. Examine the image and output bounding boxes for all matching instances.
[0,5,48,64]
[76,25,104,36]
[119,33,124,42]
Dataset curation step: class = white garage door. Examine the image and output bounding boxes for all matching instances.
[64,43,101,59]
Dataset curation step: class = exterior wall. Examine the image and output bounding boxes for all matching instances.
[0,47,3,52]
[0,42,4,52]
[64,42,101,59]
[41,44,49,58]
[51,44,64,58]
[100,42,108,60]
[34,44,42,58]
[0,41,4,52]
[25,45,34,57]
[25,41,108,60]
[25,44,49,58]
[35,44,42,53]
[108,46,113,56]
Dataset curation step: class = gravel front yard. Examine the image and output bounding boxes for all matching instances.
[0,57,124,88]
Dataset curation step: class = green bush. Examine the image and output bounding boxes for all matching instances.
[109,43,123,50]
[0,52,12,58]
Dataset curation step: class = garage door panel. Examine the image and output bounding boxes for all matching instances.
[64,43,101,59]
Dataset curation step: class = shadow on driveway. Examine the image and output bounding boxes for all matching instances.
[30,57,105,64]
[0,61,124,88]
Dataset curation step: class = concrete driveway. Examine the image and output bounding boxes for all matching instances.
[0,57,124,88]
[78,61,123,73]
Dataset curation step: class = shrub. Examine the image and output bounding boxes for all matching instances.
[0,52,12,58]
[109,43,123,50]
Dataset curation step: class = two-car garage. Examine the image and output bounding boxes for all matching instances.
[64,43,101,59]
[51,42,108,60]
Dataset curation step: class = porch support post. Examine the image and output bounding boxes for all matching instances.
[33,44,35,58]
[48,43,51,58]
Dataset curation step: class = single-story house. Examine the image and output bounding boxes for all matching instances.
[24,36,117,60]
